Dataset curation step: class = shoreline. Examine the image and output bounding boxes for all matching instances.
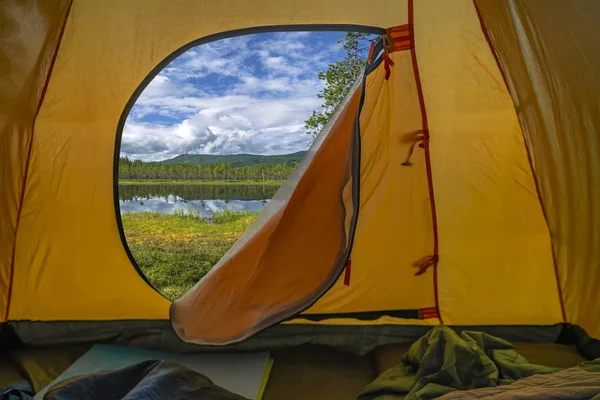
[118,180,284,185]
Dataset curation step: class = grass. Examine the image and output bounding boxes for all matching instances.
[118,180,283,185]
[121,210,258,300]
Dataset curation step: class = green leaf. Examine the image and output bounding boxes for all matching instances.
[305,32,376,137]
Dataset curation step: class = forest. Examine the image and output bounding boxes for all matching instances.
[118,183,279,202]
[162,151,305,167]
[118,157,297,181]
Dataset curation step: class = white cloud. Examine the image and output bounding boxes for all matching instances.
[122,95,318,161]
[122,31,349,161]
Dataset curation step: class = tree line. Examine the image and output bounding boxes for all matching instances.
[118,157,297,181]
[119,183,279,201]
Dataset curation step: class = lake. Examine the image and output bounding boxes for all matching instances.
[118,183,280,217]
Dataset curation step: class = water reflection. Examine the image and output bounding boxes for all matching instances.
[118,184,278,216]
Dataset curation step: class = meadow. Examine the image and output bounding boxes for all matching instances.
[122,209,258,300]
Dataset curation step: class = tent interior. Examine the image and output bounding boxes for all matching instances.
[0,339,593,399]
[2,0,600,398]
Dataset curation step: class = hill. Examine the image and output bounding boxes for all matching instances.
[160,151,307,167]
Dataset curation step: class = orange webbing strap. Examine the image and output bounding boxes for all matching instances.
[382,24,412,80]
[419,307,440,319]
[386,24,413,53]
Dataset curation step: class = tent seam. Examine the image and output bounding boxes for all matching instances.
[4,0,74,322]
[408,0,443,324]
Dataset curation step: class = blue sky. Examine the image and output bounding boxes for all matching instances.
[121,31,353,161]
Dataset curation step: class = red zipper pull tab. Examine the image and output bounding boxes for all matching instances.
[343,259,352,286]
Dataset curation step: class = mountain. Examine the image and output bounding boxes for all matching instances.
[160,151,307,167]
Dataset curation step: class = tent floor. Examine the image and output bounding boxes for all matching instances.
[0,342,586,399]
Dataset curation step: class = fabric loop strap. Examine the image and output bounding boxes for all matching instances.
[414,254,439,276]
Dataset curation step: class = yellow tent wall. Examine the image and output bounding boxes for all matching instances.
[0,0,72,322]
[172,0,565,345]
[414,0,560,327]
[475,0,600,344]
[1,0,401,323]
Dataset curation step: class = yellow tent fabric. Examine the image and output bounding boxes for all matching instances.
[1,0,599,347]
[414,0,561,327]
[475,0,600,345]
[1,0,403,323]
[0,0,72,323]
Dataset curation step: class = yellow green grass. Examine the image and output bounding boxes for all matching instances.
[121,210,258,300]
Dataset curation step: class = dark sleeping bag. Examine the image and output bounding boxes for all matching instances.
[43,360,249,399]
